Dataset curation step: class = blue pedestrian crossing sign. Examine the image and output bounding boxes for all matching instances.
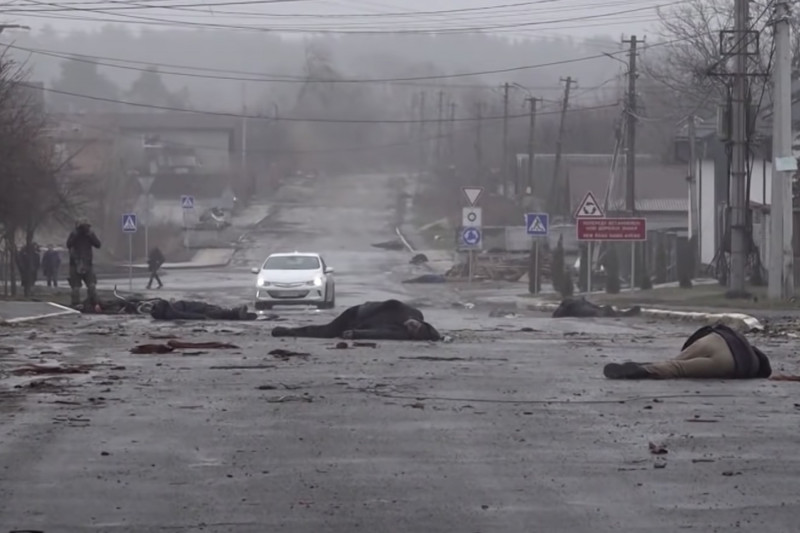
[462,226,482,247]
[525,212,549,236]
[181,195,195,209]
[121,213,138,233]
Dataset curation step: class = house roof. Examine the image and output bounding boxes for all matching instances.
[530,154,688,213]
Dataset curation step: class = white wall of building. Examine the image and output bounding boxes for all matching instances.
[698,158,771,265]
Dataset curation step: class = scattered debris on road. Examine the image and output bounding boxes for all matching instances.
[400,356,466,362]
[402,274,446,284]
[10,364,95,376]
[269,348,311,360]
[353,342,377,348]
[131,340,240,354]
[371,239,405,251]
[209,364,277,370]
[409,253,428,265]
[649,442,668,455]
[266,394,313,403]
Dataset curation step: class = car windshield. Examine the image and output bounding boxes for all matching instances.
[263,255,321,270]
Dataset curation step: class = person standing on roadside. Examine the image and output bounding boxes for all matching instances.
[42,244,61,287]
[146,246,165,289]
[67,218,101,308]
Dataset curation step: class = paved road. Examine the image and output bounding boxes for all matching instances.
[2,173,799,532]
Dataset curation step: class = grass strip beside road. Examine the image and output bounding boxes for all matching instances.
[529,284,800,312]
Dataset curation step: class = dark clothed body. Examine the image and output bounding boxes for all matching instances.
[150,299,256,321]
[272,299,441,341]
[552,297,641,318]
[682,324,771,379]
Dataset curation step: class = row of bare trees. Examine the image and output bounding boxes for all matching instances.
[0,51,88,297]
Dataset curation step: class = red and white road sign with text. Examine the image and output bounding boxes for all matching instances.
[577,218,646,241]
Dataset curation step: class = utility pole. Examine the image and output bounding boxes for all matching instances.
[435,91,445,167]
[550,76,575,213]
[501,82,510,197]
[622,36,639,213]
[418,91,426,177]
[525,97,540,195]
[448,101,456,164]
[623,35,646,288]
[475,102,484,186]
[728,0,750,297]
[769,0,794,299]
[688,113,700,275]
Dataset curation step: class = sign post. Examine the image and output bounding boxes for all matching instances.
[575,195,647,293]
[461,186,484,284]
[525,212,549,294]
[573,192,605,294]
[138,176,155,257]
[181,195,195,249]
[121,213,138,291]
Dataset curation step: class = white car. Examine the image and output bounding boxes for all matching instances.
[251,252,335,310]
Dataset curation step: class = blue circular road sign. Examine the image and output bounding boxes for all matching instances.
[462,227,481,246]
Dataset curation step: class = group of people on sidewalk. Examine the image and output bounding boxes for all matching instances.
[15,243,64,291]
[20,218,168,308]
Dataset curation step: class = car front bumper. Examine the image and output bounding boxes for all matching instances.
[255,286,325,308]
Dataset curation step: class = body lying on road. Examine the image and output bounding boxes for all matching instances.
[272,299,441,341]
[150,299,257,321]
[552,297,641,318]
[603,324,772,380]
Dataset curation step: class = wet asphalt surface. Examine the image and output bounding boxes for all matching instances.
[2,173,800,532]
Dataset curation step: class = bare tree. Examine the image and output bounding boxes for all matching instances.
[0,51,85,296]
[643,0,798,117]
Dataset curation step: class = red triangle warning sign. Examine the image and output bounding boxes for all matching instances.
[574,191,604,218]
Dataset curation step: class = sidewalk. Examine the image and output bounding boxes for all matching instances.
[397,221,764,332]
[0,301,79,324]
[129,248,236,270]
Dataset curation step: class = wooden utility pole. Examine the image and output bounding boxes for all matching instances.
[448,101,456,164]
[417,91,426,176]
[550,76,575,213]
[622,36,639,214]
[502,82,510,197]
[688,113,700,275]
[435,91,445,166]
[475,102,484,186]
[768,0,794,299]
[728,0,749,296]
[623,35,649,289]
[525,97,540,195]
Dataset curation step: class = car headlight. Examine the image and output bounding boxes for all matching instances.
[259,279,270,287]
[312,276,323,287]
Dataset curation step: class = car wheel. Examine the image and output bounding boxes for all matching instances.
[318,288,335,309]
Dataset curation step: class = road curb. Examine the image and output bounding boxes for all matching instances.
[0,302,80,325]
[517,299,763,332]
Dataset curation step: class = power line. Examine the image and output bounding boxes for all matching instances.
[7,38,685,85]
[25,81,619,123]
[9,0,686,35]
[0,41,619,90]
[0,0,616,17]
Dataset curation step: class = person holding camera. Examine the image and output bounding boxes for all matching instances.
[66,218,102,308]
